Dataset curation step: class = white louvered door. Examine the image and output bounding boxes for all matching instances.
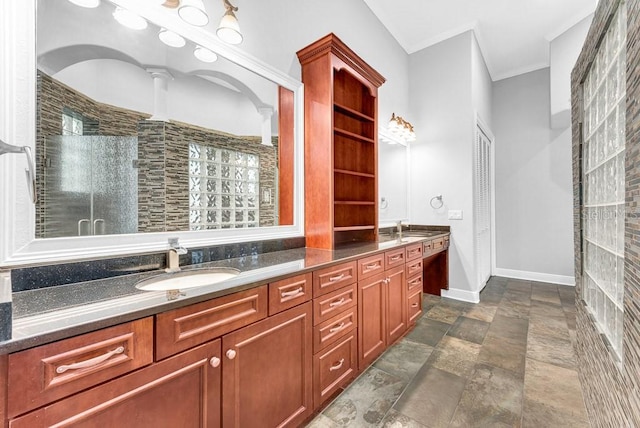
[475,125,492,289]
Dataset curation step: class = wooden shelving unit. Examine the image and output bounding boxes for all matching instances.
[297,34,385,249]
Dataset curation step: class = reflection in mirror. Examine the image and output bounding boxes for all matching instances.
[378,136,409,224]
[36,0,294,238]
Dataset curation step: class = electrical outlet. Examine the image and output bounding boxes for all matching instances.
[448,210,463,220]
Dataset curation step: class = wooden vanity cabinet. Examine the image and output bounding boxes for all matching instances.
[10,340,222,428]
[222,302,313,427]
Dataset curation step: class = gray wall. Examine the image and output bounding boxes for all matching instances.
[493,69,574,279]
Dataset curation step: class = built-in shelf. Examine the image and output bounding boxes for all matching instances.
[334,201,375,206]
[334,128,375,144]
[333,169,375,178]
[334,102,375,122]
[334,225,376,232]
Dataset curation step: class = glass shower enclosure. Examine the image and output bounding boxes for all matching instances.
[41,136,138,238]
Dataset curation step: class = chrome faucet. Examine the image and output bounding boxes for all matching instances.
[396,220,403,242]
[166,238,188,273]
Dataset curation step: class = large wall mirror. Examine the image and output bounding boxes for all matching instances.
[0,0,304,266]
[378,130,410,226]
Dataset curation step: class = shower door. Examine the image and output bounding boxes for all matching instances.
[42,136,138,238]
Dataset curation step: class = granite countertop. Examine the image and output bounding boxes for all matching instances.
[4,230,449,354]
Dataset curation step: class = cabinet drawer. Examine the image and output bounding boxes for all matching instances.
[444,235,450,249]
[269,273,312,316]
[357,253,385,280]
[313,283,357,326]
[8,317,153,418]
[407,273,423,293]
[313,307,356,352]
[384,248,406,270]
[406,243,423,261]
[313,332,357,408]
[313,261,357,297]
[408,290,423,324]
[406,259,423,278]
[433,237,445,251]
[156,286,267,361]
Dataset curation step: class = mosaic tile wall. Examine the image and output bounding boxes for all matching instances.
[36,72,277,234]
[572,0,640,425]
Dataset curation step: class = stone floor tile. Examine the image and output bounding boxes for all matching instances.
[528,314,571,342]
[524,358,588,420]
[530,287,562,305]
[322,366,407,427]
[485,314,529,345]
[305,414,340,428]
[528,299,565,319]
[428,336,481,378]
[379,409,427,428]
[477,334,526,376]
[404,317,451,347]
[374,340,434,381]
[526,332,577,369]
[502,289,532,305]
[522,399,589,428]
[506,279,532,292]
[449,363,524,428]
[495,303,531,320]
[393,367,467,428]
[446,316,491,344]
[463,304,497,323]
[424,305,461,324]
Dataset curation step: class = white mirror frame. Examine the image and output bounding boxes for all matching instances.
[0,0,305,267]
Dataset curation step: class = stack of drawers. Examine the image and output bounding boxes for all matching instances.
[311,261,358,407]
[406,242,424,324]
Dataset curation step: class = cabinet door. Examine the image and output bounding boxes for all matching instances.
[222,302,313,428]
[386,265,407,345]
[10,340,222,428]
[358,272,387,370]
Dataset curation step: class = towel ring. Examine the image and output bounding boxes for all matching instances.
[380,197,389,209]
[430,194,443,209]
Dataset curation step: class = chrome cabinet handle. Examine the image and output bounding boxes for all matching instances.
[390,255,402,261]
[56,346,125,374]
[329,297,345,307]
[364,263,379,270]
[210,357,221,368]
[411,303,419,308]
[329,273,345,282]
[281,287,303,298]
[226,349,237,360]
[329,322,345,333]
[329,358,345,372]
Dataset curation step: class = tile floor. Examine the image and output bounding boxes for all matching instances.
[306,276,589,427]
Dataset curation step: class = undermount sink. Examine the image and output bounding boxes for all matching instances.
[135,267,240,291]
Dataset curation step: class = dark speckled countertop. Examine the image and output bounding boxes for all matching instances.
[3,230,449,354]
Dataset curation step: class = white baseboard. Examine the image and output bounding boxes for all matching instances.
[493,268,576,286]
[441,288,480,303]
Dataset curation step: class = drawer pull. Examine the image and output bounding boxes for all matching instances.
[209,357,221,368]
[410,279,421,285]
[329,358,345,372]
[329,297,345,307]
[411,303,419,308]
[329,322,345,333]
[364,263,379,270]
[390,255,402,261]
[281,287,304,298]
[226,349,237,360]
[55,346,125,374]
[329,273,345,282]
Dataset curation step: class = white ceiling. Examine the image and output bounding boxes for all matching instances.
[363,0,598,81]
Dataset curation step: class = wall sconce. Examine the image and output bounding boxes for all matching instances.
[217,0,243,45]
[388,113,416,143]
[178,0,210,27]
[194,46,218,63]
[158,29,186,47]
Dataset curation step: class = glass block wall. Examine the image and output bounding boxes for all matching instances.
[189,143,260,230]
[582,3,626,360]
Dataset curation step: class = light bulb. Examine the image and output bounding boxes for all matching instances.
[194,46,218,63]
[113,7,148,30]
[158,29,186,48]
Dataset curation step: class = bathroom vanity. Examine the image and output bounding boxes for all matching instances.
[0,233,448,427]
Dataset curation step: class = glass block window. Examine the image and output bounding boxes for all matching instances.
[62,112,83,136]
[189,143,260,230]
[582,3,626,360]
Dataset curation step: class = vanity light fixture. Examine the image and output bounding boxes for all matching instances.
[178,0,210,27]
[113,7,148,30]
[388,113,416,143]
[67,0,100,8]
[159,29,186,47]
[194,46,218,63]
[216,0,243,45]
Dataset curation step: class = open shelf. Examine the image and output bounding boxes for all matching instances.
[334,102,374,122]
[334,201,375,206]
[333,169,375,179]
[334,225,375,232]
[334,127,375,144]
[333,69,376,118]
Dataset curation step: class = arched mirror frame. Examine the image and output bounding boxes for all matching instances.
[0,0,305,267]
